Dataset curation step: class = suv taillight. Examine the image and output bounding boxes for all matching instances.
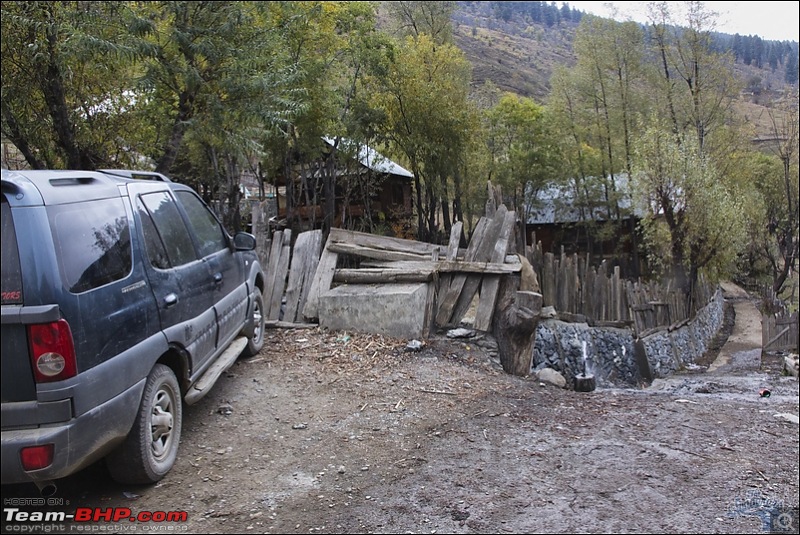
[27,320,77,383]
[20,444,54,471]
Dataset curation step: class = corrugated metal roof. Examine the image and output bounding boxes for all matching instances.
[323,137,413,179]
[525,175,642,224]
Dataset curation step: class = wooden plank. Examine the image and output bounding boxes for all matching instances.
[543,253,555,307]
[264,230,284,317]
[253,201,272,268]
[567,254,577,313]
[448,206,510,327]
[473,209,516,331]
[283,230,323,323]
[585,265,596,319]
[435,216,491,325]
[437,221,464,316]
[613,266,622,322]
[295,231,324,320]
[485,181,497,218]
[264,320,318,329]
[302,240,339,321]
[333,268,434,284]
[327,227,444,256]
[327,242,435,262]
[362,259,521,274]
[765,325,791,349]
[268,229,292,320]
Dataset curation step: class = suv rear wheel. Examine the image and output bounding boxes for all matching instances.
[106,364,182,484]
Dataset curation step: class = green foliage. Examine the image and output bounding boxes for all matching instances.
[1,1,143,168]
[383,1,456,45]
[632,124,747,284]
[367,32,474,241]
[482,92,560,213]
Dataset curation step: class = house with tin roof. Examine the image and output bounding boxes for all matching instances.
[273,137,413,233]
[525,175,644,274]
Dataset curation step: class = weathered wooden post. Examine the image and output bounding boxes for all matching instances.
[492,274,543,376]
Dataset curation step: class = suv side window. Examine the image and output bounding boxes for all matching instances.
[49,198,132,294]
[176,191,228,257]
[1,196,23,304]
[138,192,197,268]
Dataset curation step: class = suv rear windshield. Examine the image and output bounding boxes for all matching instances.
[49,198,133,294]
[1,196,23,305]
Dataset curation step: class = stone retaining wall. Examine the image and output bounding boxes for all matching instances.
[532,288,725,387]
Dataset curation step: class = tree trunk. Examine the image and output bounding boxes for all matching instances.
[42,17,89,169]
[413,166,425,242]
[453,168,464,226]
[492,274,543,377]
[1,101,46,169]
[225,155,241,232]
[156,90,194,174]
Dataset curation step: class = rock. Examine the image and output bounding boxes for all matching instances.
[217,403,233,416]
[405,340,425,352]
[784,354,799,379]
[447,328,475,339]
[536,368,566,388]
[773,413,799,424]
[540,306,557,319]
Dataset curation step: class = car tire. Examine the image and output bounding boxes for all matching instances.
[106,364,182,484]
[242,287,265,357]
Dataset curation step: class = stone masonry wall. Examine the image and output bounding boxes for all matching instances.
[532,288,725,387]
[640,288,725,377]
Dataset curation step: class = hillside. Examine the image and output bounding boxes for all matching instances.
[449,1,798,139]
[452,2,578,101]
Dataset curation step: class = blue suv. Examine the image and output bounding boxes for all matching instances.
[1,169,266,493]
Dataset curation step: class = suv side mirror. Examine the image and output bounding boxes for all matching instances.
[233,231,257,251]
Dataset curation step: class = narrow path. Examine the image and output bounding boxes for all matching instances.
[647,281,798,405]
[707,281,763,374]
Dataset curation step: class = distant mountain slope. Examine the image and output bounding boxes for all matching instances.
[451,0,798,112]
[452,2,579,101]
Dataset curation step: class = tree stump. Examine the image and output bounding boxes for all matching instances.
[492,274,543,376]
[573,374,596,392]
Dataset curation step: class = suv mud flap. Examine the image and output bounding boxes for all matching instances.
[184,337,248,405]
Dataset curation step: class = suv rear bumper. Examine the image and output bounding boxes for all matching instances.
[1,379,145,484]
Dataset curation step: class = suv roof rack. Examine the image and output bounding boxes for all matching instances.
[98,169,172,182]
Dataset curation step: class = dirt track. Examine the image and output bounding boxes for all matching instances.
[2,286,798,534]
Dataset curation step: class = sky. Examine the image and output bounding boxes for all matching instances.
[567,1,800,42]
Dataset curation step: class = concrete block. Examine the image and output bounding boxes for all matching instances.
[318,283,433,339]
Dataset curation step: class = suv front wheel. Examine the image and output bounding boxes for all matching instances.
[106,364,183,484]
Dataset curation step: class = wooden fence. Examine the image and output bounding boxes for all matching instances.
[251,198,717,336]
[752,283,799,352]
[762,312,799,352]
[528,243,715,336]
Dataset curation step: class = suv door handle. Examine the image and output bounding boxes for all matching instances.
[213,273,223,284]
[164,293,178,308]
